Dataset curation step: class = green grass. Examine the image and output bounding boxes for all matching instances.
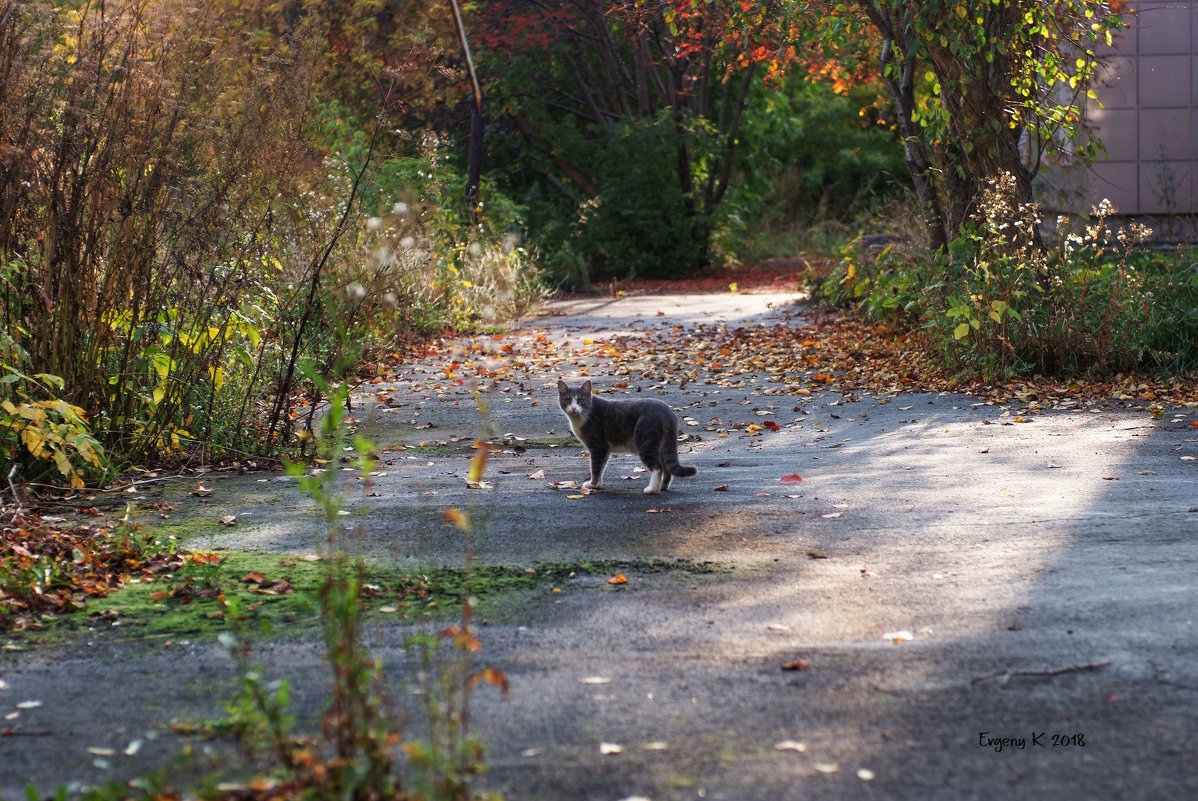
[19,554,728,645]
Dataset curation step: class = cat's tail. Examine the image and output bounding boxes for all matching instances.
[668,460,697,478]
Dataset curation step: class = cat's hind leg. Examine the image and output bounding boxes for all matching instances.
[644,468,664,494]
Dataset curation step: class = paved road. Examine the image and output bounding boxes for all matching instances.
[3,289,1197,800]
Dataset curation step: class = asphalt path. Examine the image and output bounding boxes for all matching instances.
[3,288,1198,800]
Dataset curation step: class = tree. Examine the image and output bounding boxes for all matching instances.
[848,0,1127,250]
[476,0,804,280]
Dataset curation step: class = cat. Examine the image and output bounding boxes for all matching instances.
[557,379,697,494]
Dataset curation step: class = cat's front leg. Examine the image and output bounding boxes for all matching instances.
[584,448,610,489]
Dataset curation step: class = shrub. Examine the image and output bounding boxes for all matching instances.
[0,0,327,463]
[821,173,1198,380]
[0,322,103,487]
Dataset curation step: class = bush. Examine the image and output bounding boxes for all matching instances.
[510,112,713,286]
[0,0,329,462]
[733,77,910,260]
[0,1,541,472]
[821,173,1198,380]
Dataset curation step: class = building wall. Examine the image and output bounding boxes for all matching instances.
[1080,1,1198,219]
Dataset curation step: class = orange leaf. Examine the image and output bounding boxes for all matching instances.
[780,474,803,483]
[241,572,266,584]
[467,667,509,696]
[607,574,628,585]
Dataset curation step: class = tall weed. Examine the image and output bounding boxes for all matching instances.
[218,375,504,801]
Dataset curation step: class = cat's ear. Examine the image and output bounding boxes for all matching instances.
[557,378,568,394]
[580,380,592,395]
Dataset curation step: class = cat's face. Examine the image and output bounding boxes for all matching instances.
[557,379,592,417]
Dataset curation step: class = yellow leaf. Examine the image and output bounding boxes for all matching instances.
[441,507,471,533]
[468,442,491,484]
[728,282,738,292]
[21,427,50,458]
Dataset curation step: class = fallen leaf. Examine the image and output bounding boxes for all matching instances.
[192,483,214,497]
[806,551,827,559]
[219,515,237,526]
[599,742,623,755]
[820,512,842,519]
[580,677,612,684]
[774,740,807,752]
[527,469,545,480]
[763,420,780,432]
[857,768,876,781]
[781,659,810,671]
[607,574,628,585]
[780,474,803,483]
[814,763,840,774]
[713,484,730,491]
[86,747,116,756]
[882,630,914,643]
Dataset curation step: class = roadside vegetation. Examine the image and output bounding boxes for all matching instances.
[1,0,1196,799]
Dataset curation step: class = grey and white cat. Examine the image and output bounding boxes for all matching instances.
[557,379,697,494]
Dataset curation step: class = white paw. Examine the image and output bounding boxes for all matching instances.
[583,480,597,489]
[642,486,660,495]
